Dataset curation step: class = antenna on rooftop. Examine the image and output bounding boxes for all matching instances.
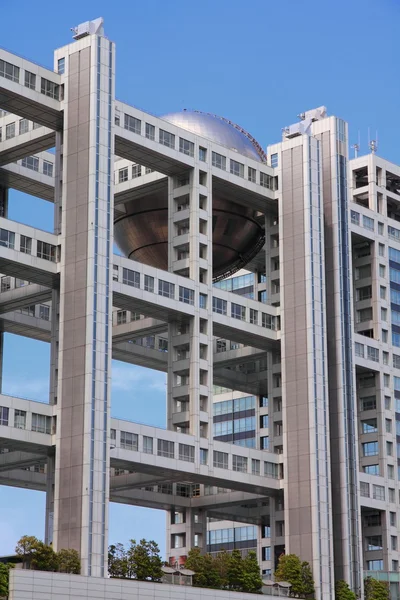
[368,128,378,154]
[351,131,361,158]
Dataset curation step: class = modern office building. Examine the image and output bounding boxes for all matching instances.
[1,17,400,600]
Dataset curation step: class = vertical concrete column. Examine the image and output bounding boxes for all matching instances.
[316,118,362,592]
[0,185,8,218]
[166,157,213,562]
[280,137,334,600]
[45,131,63,545]
[52,32,114,577]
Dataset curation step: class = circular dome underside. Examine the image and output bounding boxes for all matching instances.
[161,111,262,161]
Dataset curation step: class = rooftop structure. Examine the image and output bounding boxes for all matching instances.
[1,17,400,600]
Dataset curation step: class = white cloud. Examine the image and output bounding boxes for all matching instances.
[2,377,49,402]
[112,364,166,393]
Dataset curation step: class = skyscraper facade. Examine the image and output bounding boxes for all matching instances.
[0,19,399,600]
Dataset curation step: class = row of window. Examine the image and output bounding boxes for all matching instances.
[0,407,51,433]
[213,417,255,438]
[0,59,60,99]
[207,526,257,546]
[0,118,43,143]
[212,296,278,329]
[213,396,256,416]
[354,342,379,362]
[0,229,56,261]
[20,155,53,177]
[350,210,375,232]
[119,112,277,188]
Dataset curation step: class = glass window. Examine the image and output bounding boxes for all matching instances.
[350,210,360,225]
[372,485,385,501]
[367,536,383,551]
[14,409,26,429]
[250,308,258,325]
[199,293,207,309]
[264,462,279,478]
[0,276,11,292]
[112,265,119,282]
[356,285,372,301]
[40,78,59,99]
[200,448,208,465]
[213,451,228,469]
[367,347,379,362]
[144,275,154,293]
[179,286,194,305]
[6,122,15,140]
[159,129,175,149]
[212,297,227,315]
[212,152,226,170]
[0,406,9,426]
[0,229,15,249]
[355,264,371,280]
[122,268,140,288]
[248,167,257,183]
[57,58,65,74]
[271,153,278,168]
[390,512,397,527]
[120,431,138,451]
[363,215,374,231]
[116,310,127,325]
[361,419,378,434]
[157,439,174,458]
[43,161,53,177]
[363,464,379,475]
[262,313,275,329]
[179,443,195,462]
[39,305,50,320]
[261,436,269,450]
[143,435,153,454]
[388,464,395,479]
[124,114,141,135]
[32,413,51,434]
[145,123,155,140]
[0,60,19,82]
[21,156,39,171]
[158,280,175,299]
[360,482,370,497]
[380,286,386,299]
[355,342,364,358]
[19,119,29,135]
[260,172,277,190]
[179,137,194,157]
[24,71,36,90]
[367,560,383,571]
[37,241,56,261]
[199,147,207,161]
[132,164,141,179]
[232,455,247,473]
[231,303,246,321]
[363,441,378,456]
[230,159,244,178]
[260,415,269,429]
[118,167,128,183]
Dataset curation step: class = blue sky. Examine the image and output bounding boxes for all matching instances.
[0,0,399,556]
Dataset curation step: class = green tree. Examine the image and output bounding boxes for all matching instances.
[301,561,315,597]
[15,535,39,569]
[0,563,13,598]
[185,548,214,588]
[227,549,244,591]
[57,549,81,574]
[108,543,129,578]
[15,536,57,571]
[127,539,163,582]
[241,550,263,594]
[275,553,315,597]
[335,580,357,600]
[213,550,230,589]
[364,577,389,600]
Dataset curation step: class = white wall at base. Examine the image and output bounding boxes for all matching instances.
[9,570,266,600]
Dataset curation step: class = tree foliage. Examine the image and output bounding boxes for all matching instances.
[108,539,162,582]
[184,547,262,593]
[57,549,81,574]
[275,553,315,597]
[335,580,357,600]
[364,577,390,600]
[0,562,13,598]
[14,536,80,574]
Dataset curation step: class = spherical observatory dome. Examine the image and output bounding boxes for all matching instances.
[162,110,262,161]
[114,110,266,281]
